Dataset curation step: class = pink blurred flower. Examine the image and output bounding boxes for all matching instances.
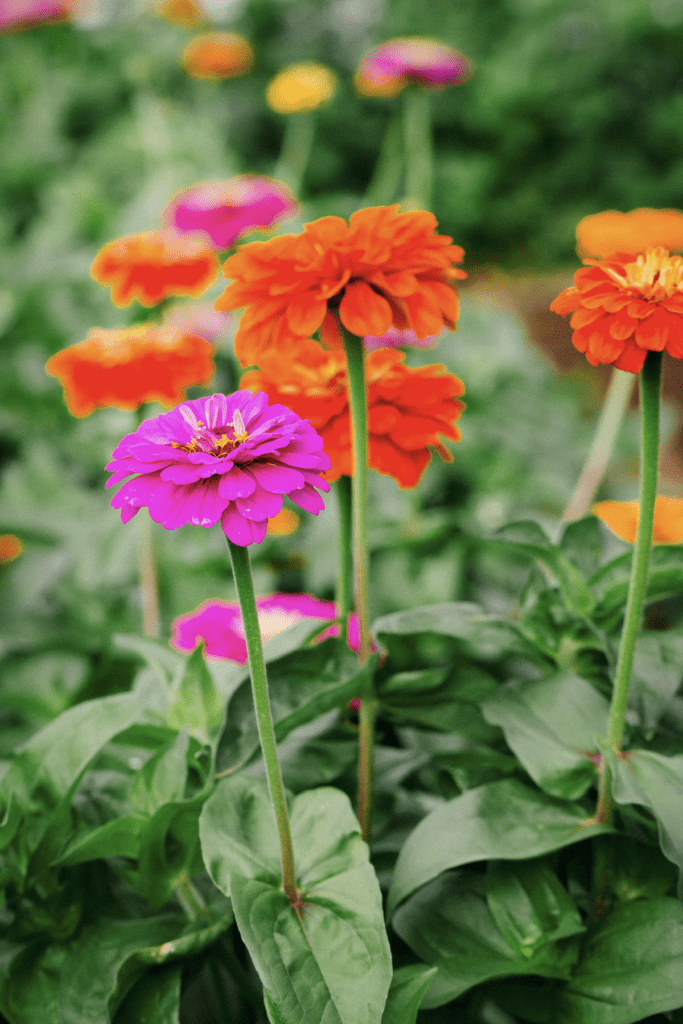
[1,0,73,30]
[163,302,234,344]
[355,38,472,98]
[363,325,446,351]
[164,176,298,251]
[106,391,331,547]
[171,592,372,661]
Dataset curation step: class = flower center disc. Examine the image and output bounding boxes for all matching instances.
[613,246,683,301]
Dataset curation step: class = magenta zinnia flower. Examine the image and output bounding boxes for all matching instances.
[171,592,371,661]
[355,38,472,98]
[164,176,298,251]
[106,391,331,546]
[363,325,446,351]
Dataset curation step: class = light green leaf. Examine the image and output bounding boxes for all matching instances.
[630,630,683,734]
[372,602,531,661]
[610,748,683,878]
[485,860,585,956]
[167,647,229,748]
[492,522,595,614]
[380,965,437,1024]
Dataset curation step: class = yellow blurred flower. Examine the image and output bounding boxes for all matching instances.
[181,32,254,80]
[266,508,301,536]
[155,0,204,28]
[266,62,337,114]
[0,535,24,563]
[592,496,683,545]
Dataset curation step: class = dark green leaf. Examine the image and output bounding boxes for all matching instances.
[387,778,611,916]
[492,522,595,614]
[54,815,146,866]
[559,517,602,580]
[372,602,533,661]
[380,965,437,1024]
[114,965,181,1024]
[589,546,683,626]
[557,898,683,1023]
[481,673,608,799]
[630,630,683,735]
[610,748,683,878]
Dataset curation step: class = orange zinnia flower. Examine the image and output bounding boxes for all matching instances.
[576,208,683,260]
[240,339,465,488]
[216,204,466,367]
[593,496,683,545]
[155,0,204,27]
[91,231,219,308]
[46,324,215,417]
[550,247,683,373]
[181,32,254,80]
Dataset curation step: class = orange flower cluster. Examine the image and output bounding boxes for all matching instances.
[217,205,465,367]
[593,497,683,545]
[181,32,254,80]
[91,231,219,308]
[241,339,465,488]
[550,247,683,373]
[46,325,215,417]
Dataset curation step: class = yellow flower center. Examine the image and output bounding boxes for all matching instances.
[171,409,250,457]
[607,246,683,300]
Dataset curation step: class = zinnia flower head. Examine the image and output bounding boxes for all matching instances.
[576,208,683,260]
[0,535,23,563]
[154,0,204,28]
[217,204,466,368]
[593,496,683,545]
[106,391,331,547]
[171,593,369,660]
[241,339,465,488]
[91,231,219,308]
[266,62,337,114]
[1,0,73,31]
[355,38,472,98]
[363,325,445,351]
[550,247,683,373]
[164,176,297,250]
[181,32,254,80]
[46,325,215,417]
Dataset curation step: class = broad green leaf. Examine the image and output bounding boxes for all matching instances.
[589,546,683,626]
[485,860,585,956]
[380,965,437,1024]
[129,730,190,817]
[380,663,501,736]
[492,522,595,614]
[610,748,683,878]
[201,778,392,1024]
[481,673,608,799]
[387,778,611,916]
[393,869,581,1010]
[113,634,185,688]
[559,517,602,580]
[372,602,533,661]
[167,647,230,747]
[630,630,683,734]
[54,815,146,866]
[557,898,683,1023]
[114,965,181,1024]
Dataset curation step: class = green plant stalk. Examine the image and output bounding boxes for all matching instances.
[402,84,433,210]
[562,367,635,522]
[341,326,377,841]
[226,538,298,902]
[595,351,662,824]
[364,110,403,206]
[335,475,354,643]
[273,111,315,196]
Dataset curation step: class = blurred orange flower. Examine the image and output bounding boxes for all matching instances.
[241,339,465,488]
[217,204,465,367]
[0,535,23,563]
[592,496,683,545]
[550,247,683,373]
[181,32,254,80]
[91,231,219,308]
[266,507,301,536]
[46,324,215,417]
[577,208,683,260]
[155,0,203,27]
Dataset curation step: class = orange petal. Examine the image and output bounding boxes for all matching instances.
[339,280,393,336]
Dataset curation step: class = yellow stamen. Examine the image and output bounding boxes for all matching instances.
[607,246,683,301]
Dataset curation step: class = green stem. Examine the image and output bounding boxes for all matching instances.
[341,326,376,840]
[226,538,298,902]
[273,111,315,196]
[562,367,635,522]
[402,85,433,210]
[363,110,403,206]
[335,476,354,644]
[595,351,662,824]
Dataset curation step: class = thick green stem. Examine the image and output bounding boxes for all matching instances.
[273,111,315,196]
[595,352,662,823]
[341,327,375,840]
[402,85,432,210]
[226,539,297,902]
[364,111,403,206]
[335,475,354,643]
[562,367,635,522]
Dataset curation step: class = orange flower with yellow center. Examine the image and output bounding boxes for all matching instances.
[181,32,254,80]
[216,204,465,367]
[593,496,683,545]
[240,338,465,488]
[46,324,215,417]
[550,246,683,373]
[91,231,219,308]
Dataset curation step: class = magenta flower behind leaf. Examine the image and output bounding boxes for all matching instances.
[363,325,446,351]
[171,593,371,661]
[355,38,472,98]
[164,176,298,251]
[106,391,331,547]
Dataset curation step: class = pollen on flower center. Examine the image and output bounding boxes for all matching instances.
[171,408,251,457]
[608,247,683,301]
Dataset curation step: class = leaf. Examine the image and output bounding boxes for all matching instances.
[485,860,585,955]
[481,673,608,799]
[393,869,581,1010]
[610,748,683,879]
[200,777,392,1024]
[557,898,683,1023]
[380,965,437,1024]
[129,730,190,817]
[167,647,234,748]
[492,522,595,615]
[630,630,683,734]
[589,546,683,626]
[114,965,181,1024]
[372,602,533,661]
[54,816,147,866]
[113,634,185,688]
[559,517,602,580]
[387,778,611,916]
